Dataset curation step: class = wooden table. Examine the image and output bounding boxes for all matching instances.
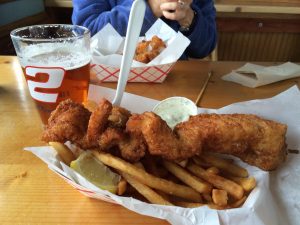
[0,56,299,225]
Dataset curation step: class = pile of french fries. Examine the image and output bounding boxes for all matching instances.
[50,141,256,209]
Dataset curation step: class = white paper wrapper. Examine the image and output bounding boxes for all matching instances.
[90,19,190,83]
[25,85,300,225]
[222,62,300,88]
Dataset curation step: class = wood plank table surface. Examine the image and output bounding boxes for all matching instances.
[0,56,299,225]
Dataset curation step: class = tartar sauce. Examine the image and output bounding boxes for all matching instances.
[153,97,198,129]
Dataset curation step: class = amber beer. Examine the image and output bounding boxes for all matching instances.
[11,24,91,125]
[21,58,90,124]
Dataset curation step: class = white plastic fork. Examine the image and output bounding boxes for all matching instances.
[112,0,146,106]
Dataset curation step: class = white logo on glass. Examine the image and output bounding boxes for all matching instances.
[25,67,65,103]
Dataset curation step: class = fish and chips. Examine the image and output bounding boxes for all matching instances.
[43,98,288,209]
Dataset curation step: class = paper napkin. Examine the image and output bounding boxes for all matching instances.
[222,62,300,88]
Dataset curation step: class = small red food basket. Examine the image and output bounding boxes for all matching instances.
[91,62,175,83]
[89,19,190,83]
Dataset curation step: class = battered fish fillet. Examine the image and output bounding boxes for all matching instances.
[42,99,288,170]
[188,114,287,170]
[126,112,203,161]
[42,99,131,150]
[125,112,287,170]
[108,106,132,128]
[98,127,146,162]
[85,99,112,147]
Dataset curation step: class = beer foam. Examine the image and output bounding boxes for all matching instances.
[20,43,91,70]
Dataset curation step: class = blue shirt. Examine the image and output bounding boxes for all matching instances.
[72,0,217,59]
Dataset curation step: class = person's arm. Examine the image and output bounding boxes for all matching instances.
[72,0,158,36]
[159,0,217,59]
[184,0,217,58]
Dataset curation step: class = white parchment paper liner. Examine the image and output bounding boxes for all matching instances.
[222,62,300,88]
[25,85,300,225]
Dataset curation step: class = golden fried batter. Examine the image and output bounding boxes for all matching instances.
[126,112,203,161]
[98,128,146,162]
[108,106,131,128]
[42,99,287,170]
[195,113,286,170]
[191,114,287,170]
[42,99,91,144]
[86,99,112,147]
[134,35,166,63]
[126,112,287,170]
[42,99,142,161]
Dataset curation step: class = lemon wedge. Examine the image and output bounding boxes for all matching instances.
[70,151,120,193]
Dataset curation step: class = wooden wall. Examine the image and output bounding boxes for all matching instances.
[216,16,300,61]
[217,32,300,61]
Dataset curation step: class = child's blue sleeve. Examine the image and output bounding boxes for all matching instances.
[184,0,217,58]
[72,0,157,36]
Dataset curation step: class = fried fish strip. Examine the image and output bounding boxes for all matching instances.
[126,112,203,161]
[188,114,287,170]
[42,99,287,170]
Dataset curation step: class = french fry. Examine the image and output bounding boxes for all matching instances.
[134,162,145,170]
[207,203,228,210]
[212,189,228,206]
[199,152,249,177]
[202,193,213,203]
[206,167,220,175]
[230,196,247,208]
[163,160,212,194]
[156,190,172,203]
[134,160,171,201]
[174,201,227,210]
[92,151,202,202]
[121,172,173,206]
[177,159,188,167]
[187,162,244,200]
[143,157,168,178]
[174,201,205,208]
[192,157,212,168]
[49,142,76,165]
[117,178,127,195]
[227,176,256,192]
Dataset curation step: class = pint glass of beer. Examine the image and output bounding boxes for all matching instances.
[10,24,91,125]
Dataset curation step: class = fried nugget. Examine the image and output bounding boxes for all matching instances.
[149,35,166,51]
[134,36,166,63]
[42,99,91,144]
[135,40,150,55]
